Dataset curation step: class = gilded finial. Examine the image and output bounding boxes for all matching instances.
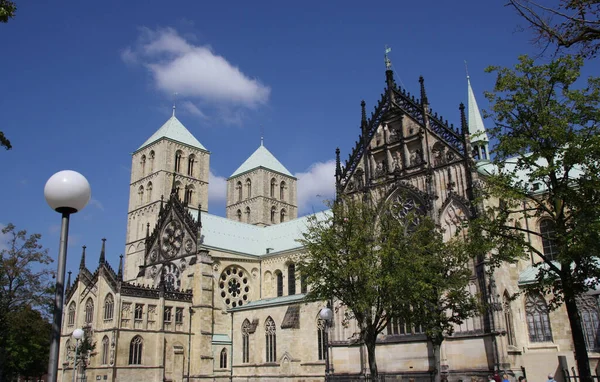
[384,46,392,70]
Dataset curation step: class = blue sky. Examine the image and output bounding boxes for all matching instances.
[1,1,597,275]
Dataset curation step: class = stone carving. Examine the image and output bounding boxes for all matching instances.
[410,149,422,166]
[184,238,193,254]
[219,266,250,308]
[149,249,158,263]
[161,220,184,258]
[433,147,445,166]
[180,258,187,271]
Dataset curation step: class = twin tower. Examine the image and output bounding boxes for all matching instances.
[123,112,298,281]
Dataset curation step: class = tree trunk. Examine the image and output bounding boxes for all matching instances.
[365,336,378,379]
[564,293,592,382]
[432,342,441,382]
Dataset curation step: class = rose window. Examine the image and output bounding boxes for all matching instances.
[161,220,184,258]
[219,266,250,308]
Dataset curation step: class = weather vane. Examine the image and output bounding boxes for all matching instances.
[464,60,470,79]
[385,45,392,70]
[172,92,179,116]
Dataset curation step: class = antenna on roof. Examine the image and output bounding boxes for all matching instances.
[464,60,470,79]
[172,92,179,117]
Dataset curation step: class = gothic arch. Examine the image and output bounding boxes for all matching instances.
[439,197,471,241]
[383,185,429,215]
[263,271,273,297]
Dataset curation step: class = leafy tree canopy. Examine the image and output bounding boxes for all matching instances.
[0,0,16,23]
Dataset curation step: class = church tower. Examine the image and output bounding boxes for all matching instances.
[124,108,210,281]
[226,140,297,226]
[467,75,490,161]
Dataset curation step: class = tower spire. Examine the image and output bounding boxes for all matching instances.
[79,245,86,270]
[99,238,106,264]
[465,66,490,161]
[384,46,396,103]
[117,254,123,281]
[66,271,72,289]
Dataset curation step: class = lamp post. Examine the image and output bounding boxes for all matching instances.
[72,328,84,382]
[319,306,333,382]
[45,170,91,382]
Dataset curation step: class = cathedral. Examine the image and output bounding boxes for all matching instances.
[57,61,600,382]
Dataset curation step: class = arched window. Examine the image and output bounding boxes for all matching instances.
[275,271,283,297]
[149,151,155,172]
[236,209,242,222]
[540,219,558,261]
[237,181,243,202]
[280,209,286,223]
[141,155,146,176]
[104,294,114,321]
[246,179,252,199]
[503,292,515,346]
[280,181,286,200]
[146,182,153,203]
[219,348,227,369]
[174,150,183,172]
[188,154,195,177]
[577,295,600,350]
[317,318,326,360]
[138,185,144,205]
[68,302,76,326]
[65,339,72,363]
[525,293,553,342]
[129,336,143,364]
[245,207,251,223]
[242,319,250,363]
[101,336,109,365]
[271,206,276,224]
[85,298,94,324]
[184,185,194,205]
[270,178,276,198]
[174,181,182,200]
[288,263,296,295]
[301,274,307,294]
[265,317,276,363]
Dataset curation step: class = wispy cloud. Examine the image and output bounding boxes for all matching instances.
[181,101,208,119]
[208,170,227,204]
[295,160,336,215]
[121,27,270,119]
[90,198,105,211]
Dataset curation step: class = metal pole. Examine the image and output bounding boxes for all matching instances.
[73,338,80,382]
[47,212,71,382]
[325,320,330,382]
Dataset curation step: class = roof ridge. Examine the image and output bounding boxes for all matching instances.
[229,144,293,178]
[137,116,207,152]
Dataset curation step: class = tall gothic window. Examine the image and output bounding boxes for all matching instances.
[280,209,286,223]
[271,206,276,224]
[242,319,250,363]
[237,181,243,202]
[317,318,326,360]
[265,317,277,363]
[184,185,194,204]
[141,155,146,176]
[174,150,183,172]
[129,336,143,365]
[85,298,94,324]
[503,292,516,346]
[146,182,153,203]
[288,263,296,295]
[187,154,195,177]
[276,271,283,297]
[219,348,228,369]
[101,336,109,365]
[138,185,144,206]
[236,209,242,222]
[525,293,553,342]
[540,219,558,261]
[270,178,276,198]
[149,151,155,172]
[577,295,600,351]
[104,294,114,321]
[245,207,251,223]
[246,179,252,199]
[68,302,76,326]
[280,181,286,200]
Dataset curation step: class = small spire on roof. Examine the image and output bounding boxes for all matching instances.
[80,245,86,270]
[260,124,264,146]
[172,105,176,117]
[99,238,106,264]
[117,254,123,281]
[385,46,392,70]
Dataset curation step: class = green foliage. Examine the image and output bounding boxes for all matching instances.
[481,54,600,382]
[297,195,480,376]
[0,131,11,150]
[0,0,16,23]
[0,223,53,381]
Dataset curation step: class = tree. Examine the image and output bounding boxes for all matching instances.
[479,54,600,382]
[0,223,53,381]
[298,195,480,379]
[0,0,16,23]
[508,0,600,57]
[0,132,11,151]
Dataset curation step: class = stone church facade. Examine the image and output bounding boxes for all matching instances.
[57,63,600,382]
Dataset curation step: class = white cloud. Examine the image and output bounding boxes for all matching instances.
[90,198,105,211]
[122,27,270,108]
[208,170,227,204]
[295,160,336,215]
[181,101,208,119]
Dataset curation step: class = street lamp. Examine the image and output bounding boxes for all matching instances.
[319,306,333,382]
[72,328,84,382]
[44,170,91,382]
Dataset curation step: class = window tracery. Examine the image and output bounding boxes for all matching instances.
[525,293,553,342]
[104,294,114,321]
[218,266,250,308]
[129,336,143,365]
[265,317,276,363]
[242,319,250,363]
[68,302,76,326]
[85,298,94,324]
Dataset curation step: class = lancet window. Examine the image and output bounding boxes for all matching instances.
[103,294,114,321]
[129,336,143,365]
[265,317,277,363]
[525,293,553,342]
